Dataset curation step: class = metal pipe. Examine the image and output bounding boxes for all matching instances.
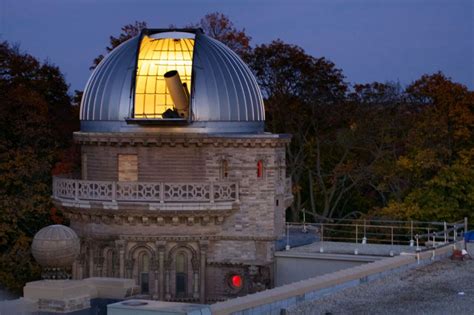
[444,221,447,243]
[164,70,189,118]
[465,217,468,250]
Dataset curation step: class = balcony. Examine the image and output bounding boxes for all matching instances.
[52,176,239,215]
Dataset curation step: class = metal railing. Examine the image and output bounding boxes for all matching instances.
[283,218,468,250]
[52,176,239,203]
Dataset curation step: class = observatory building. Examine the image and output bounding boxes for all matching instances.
[52,28,292,302]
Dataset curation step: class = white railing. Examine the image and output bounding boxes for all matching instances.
[283,218,468,249]
[53,176,238,203]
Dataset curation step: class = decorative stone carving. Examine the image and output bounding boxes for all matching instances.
[31,225,80,280]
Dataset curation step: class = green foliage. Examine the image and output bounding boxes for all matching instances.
[0,41,77,293]
[379,74,474,222]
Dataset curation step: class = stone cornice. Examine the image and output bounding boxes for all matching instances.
[117,235,277,242]
[73,131,291,148]
[60,202,238,227]
[73,234,277,243]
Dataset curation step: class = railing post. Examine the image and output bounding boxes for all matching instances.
[321,223,324,243]
[74,180,79,201]
[319,223,324,253]
[112,181,116,202]
[160,182,165,204]
[444,221,447,243]
[363,219,367,240]
[465,217,468,250]
[210,183,214,203]
[355,224,358,244]
[391,226,394,246]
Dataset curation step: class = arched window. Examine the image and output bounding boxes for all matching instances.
[175,252,187,297]
[257,160,264,178]
[139,252,150,294]
[220,159,229,179]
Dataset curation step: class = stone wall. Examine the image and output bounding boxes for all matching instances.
[64,132,291,302]
[210,243,461,315]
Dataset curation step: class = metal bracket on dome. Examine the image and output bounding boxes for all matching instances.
[125,117,189,125]
[141,28,204,36]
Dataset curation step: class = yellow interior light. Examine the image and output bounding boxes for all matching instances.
[134,36,194,119]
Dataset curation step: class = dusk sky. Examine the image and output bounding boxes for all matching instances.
[1,0,472,92]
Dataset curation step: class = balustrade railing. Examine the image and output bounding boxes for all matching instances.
[53,177,238,203]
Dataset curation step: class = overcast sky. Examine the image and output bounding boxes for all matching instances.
[1,0,472,92]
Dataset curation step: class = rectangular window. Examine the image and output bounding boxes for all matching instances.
[118,154,138,181]
[134,36,194,119]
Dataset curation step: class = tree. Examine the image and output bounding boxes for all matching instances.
[0,41,76,293]
[378,73,474,222]
[247,40,353,221]
[195,12,251,58]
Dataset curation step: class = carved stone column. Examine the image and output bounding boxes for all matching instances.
[165,270,171,300]
[156,241,166,300]
[95,257,104,277]
[125,259,134,279]
[115,240,126,278]
[199,240,208,303]
[150,256,158,299]
[76,253,85,279]
[193,272,199,299]
[88,246,94,277]
[72,260,78,280]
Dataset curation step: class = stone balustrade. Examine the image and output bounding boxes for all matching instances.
[52,176,239,204]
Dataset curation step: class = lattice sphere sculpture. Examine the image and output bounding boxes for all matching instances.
[32,225,80,270]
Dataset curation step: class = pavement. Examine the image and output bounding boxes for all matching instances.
[288,244,474,315]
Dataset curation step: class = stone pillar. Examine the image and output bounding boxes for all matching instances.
[193,272,199,299]
[115,240,125,278]
[72,260,78,280]
[95,256,104,277]
[125,259,134,279]
[199,240,208,303]
[151,256,158,299]
[157,241,166,300]
[165,270,171,300]
[88,247,94,277]
[76,255,84,280]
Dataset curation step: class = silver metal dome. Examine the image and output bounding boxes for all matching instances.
[80,29,265,133]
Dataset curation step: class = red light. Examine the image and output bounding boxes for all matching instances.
[231,275,242,288]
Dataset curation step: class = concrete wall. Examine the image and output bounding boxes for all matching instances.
[275,252,379,286]
[210,242,461,315]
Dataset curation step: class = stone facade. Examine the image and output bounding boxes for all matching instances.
[53,132,292,302]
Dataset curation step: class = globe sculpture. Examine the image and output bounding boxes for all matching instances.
[31,224,80,279]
